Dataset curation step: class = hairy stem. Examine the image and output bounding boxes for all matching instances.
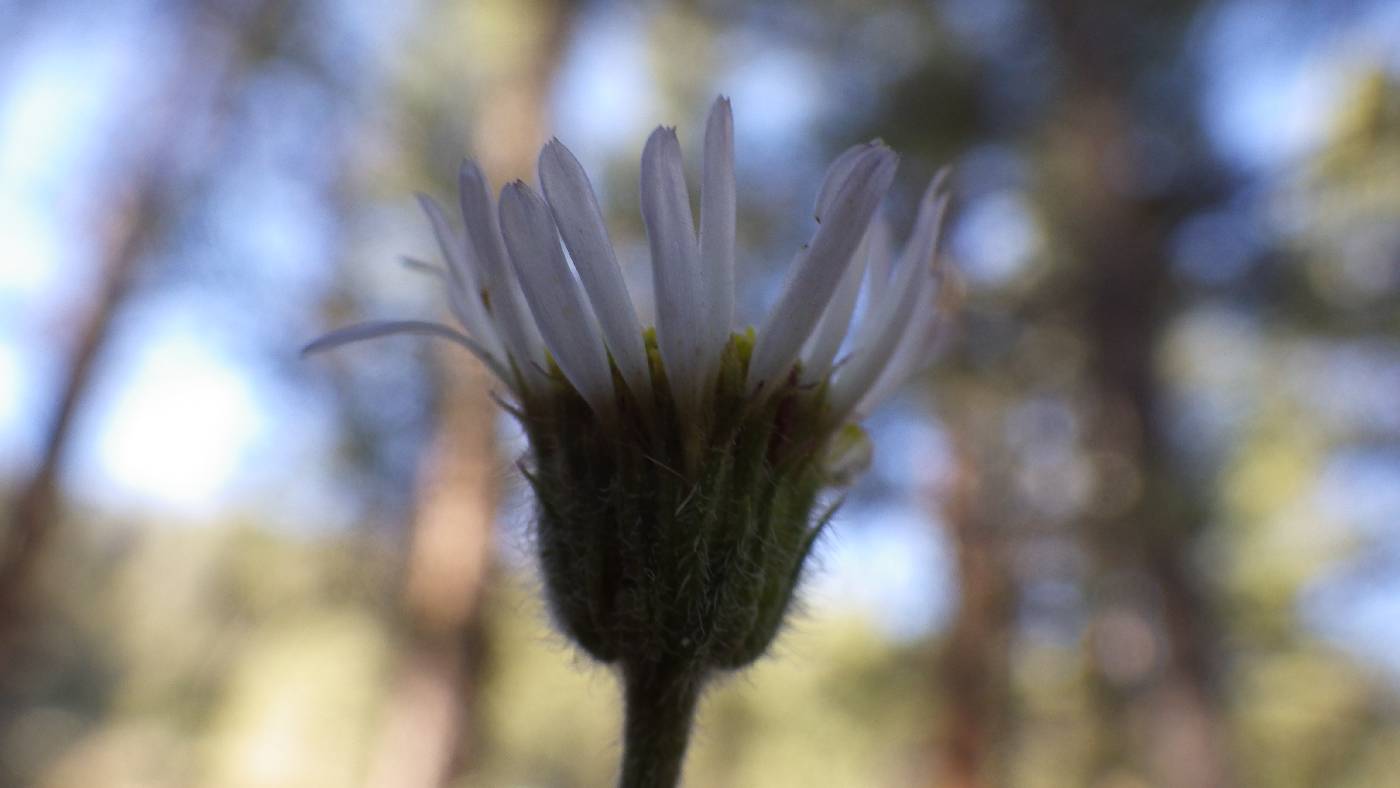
[619,660,703,788]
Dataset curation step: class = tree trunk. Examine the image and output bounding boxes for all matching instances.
[0,0,279,670]
[1043,62,1233,788]
[364,2,577,785]
[934,436,1014,788]
[1033,3,1235,785]
[364,366,499,787]
[0,178,151,661]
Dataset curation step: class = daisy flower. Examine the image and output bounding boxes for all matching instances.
[306,96,950,787]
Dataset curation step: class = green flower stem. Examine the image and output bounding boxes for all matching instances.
[619,660,704,788]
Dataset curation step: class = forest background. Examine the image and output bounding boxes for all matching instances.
[1,0,1398,785]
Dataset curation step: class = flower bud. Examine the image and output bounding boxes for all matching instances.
[523,330,835,675]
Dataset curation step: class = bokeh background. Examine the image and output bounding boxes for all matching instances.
[3,0,1400,785]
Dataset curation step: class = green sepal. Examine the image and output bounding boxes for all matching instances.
[522,328,860,676]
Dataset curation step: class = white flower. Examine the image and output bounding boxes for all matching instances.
[305,96,949,433]
[307,102,956,774]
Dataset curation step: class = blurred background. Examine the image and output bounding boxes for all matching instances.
[2,0,1399,785]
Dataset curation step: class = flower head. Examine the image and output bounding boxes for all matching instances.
[306,97,949,676]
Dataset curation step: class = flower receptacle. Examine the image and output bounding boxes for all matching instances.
[522,330,839,678]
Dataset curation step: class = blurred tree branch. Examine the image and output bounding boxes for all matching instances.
[0,0,285,670]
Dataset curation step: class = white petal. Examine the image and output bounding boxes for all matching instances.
[813,143,875,223]
[828,259,929,421]
[700,96,736,361]
[857,241,957,416]
[746,145,897,394]
[416,193,472,290]
[641,126,708,417]
[862,215,894,314]
[399,255,443,276]
[828,182,949,421]
[538,139,652,399]
[800,225,871,383]
[302,319,513,387]
[415,194,508,365]
[846,173,947,362]
[498,182,616,414]
[458,160,549,389]
[855,299,939,417]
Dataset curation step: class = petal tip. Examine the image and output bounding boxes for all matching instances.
[541,137,569,160]
[926,165,953,201]
[458,158,487,185]
[642,126,668,154]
